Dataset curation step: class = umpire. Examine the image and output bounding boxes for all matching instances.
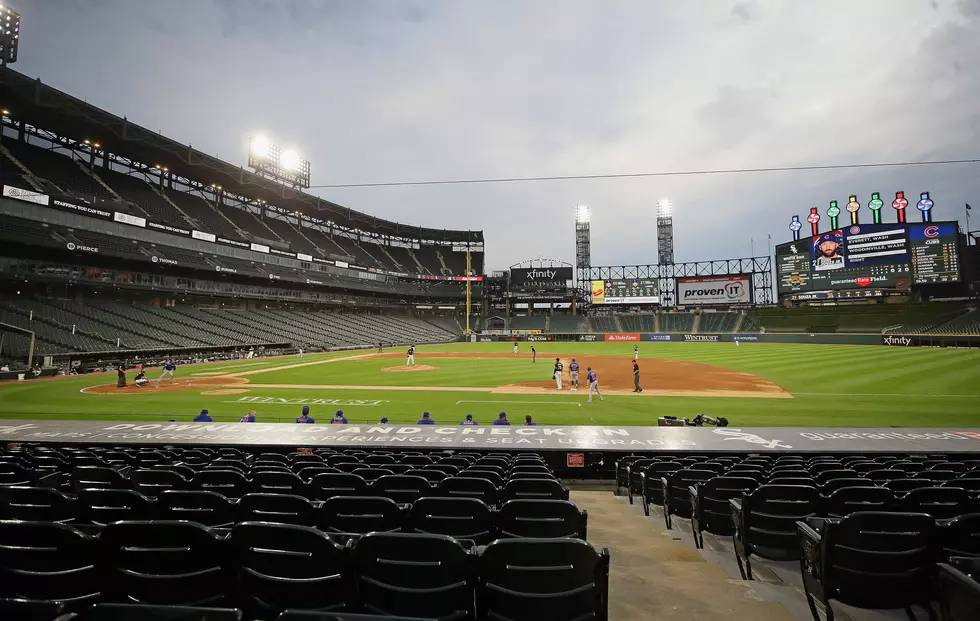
[632,359,642,393]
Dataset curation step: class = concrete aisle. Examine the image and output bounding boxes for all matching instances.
[573,490,796,621]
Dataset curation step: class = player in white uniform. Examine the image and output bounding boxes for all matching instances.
[406,345,415,366]
[586,367,603,403]
[634,345,639,360]
[513,341,519,354]
[568,359,580,391]
[553,357,563,390]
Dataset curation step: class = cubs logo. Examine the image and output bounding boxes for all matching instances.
[849,226,860,234]
[923,225,940,238]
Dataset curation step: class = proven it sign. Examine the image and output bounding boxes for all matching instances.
[676,275,751,306]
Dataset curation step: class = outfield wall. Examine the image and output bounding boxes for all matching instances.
[468,332,980,348]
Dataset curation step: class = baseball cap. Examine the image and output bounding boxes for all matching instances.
[498,412,507,418]
[525,415,533,422]
[465,414,473,420]
[380,417,388,424]
[422,411,430,418]
[335,410,344,416]
[587,367,592,371]
[302,406,310,415]
[200,409,208,415]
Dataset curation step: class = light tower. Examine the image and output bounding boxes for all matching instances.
[574,204,591,288]
[656,198,674,265]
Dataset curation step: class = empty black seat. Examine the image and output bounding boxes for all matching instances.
[363,455,397,466]
[478,538,609,621]
[100,520,231,607]
[72,466,130,493]
[193,470,249,499]
[296,466,340,481]
[250,471,310,498]
[157,490,236,527]
[938,557,980,621]
[886,479,936,494]
[131,468,188,497]
[662,469,716,529]
[500,478,568,503]
[426,464,461,477]
[439,476,499,506]
[404,469,446,484]
[309,473,370,501]
[457,469,504,488]
[399,455,433,466]
[350,468,393,483]
[823,486,895,518]
[0,598,64,621]
[78,488,154,525]
[690,476,759,549]
[625,458,658,504]
[318,496,404,534]
[353,532,475,619]
[238,493,316,526]
[799,512,936,621]
[731,484,821,580]
[640,462,683,517]
[373,475,432,505]
[0,485,77,523]
[497,499,587,539]
[900,486,973,519]
[233,522,349,618]
[408,496,494,544]
[0,520,100,608]
[820,477,870,495]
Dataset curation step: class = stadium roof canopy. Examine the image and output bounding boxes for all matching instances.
[0,68,482,243]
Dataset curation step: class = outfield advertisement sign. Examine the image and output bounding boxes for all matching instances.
[676,275,751,306]
[577,334,603,342]
[648,334,672,341]
[604,333,640,342]
[0,420,978,453]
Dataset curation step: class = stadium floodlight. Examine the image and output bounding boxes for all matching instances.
[280,149,301,172]
[575,204,591,224]
[657,198,673,218]
[247,134,311,189]
[250,135,270,159]
[0,5,20,67]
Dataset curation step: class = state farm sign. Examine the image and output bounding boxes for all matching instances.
[605,333,640,342]
[676,275,751,306]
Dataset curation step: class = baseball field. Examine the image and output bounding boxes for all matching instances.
[0,341,978,427]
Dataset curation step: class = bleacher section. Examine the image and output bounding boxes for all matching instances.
[510,316,547,331]
[756,303,974,334]
[618,314,655,333]
[0,296,459,358]
[698,312,738,333]
[549,315,587,333]
[0,446,609,621]
[660,313,695,332]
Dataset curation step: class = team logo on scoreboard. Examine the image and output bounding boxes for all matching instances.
[923,225,940,238]
[849,226,860,234]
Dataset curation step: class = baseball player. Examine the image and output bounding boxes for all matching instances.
[553,357,563,390]
[156,359,176,386]
[531,346,536,363]
[568,358,580,391]
[406,345,415,366]
[513,341,519,354]
[297,346,304,358]
[134,368,148,388]
[586,367,603,402]
[632,360,642,393]
[634,345,639,360]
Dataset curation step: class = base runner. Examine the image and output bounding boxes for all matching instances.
[553,357,563,390]
[587,367,603,402]
[569,358,580,391]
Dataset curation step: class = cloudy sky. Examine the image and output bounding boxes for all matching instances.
[11,0,980,270]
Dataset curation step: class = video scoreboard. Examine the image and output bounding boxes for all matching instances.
[776,221,961,296]
[591,278,659,305]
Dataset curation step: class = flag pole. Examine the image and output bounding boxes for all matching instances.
[967,203,972,245]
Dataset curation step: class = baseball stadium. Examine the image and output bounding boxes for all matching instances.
[2,5,980,621]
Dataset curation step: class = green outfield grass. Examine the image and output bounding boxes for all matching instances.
[0,342,978,427]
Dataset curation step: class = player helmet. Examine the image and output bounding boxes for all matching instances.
[465,413,473,420]
[587,367,592,371]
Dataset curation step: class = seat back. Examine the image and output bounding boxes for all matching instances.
[233,522,349,617]
[131,469,188,497]
[821,512,935,610]
[373,475,432,505]
[823,486,895,518]
[157,490,235,527]
[478,538,608,621]
[193,470,249,499]
[901,487,972,519]
[318,496,404,534]
[697,476,759,534]
[457,469,504,488]
[937,513,980,561]
[309,473,370,501]
[439,476,499,506]
[71,466,129,493]
[350,468,394,483]
[0,485,77,523]
[497,499,586,539]
[353,532,475,619]
[78,488,153,526]
[0,520,99,606]
[100,520,230,607]
[500,478,568,502]
[238,493,316,526]
[408,496,494,544]
[743,484,820,560]
[249,471,310,498]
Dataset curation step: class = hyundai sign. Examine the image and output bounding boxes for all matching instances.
[676,275,751,306]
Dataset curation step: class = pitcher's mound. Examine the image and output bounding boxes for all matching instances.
[200,389,250,395]
[383,364,438,373]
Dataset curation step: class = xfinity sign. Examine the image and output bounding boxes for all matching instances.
[676,275,751,306]
[883,336,912,347]
[509,267,573,293]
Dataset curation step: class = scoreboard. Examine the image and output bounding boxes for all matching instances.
[775,221,961,296]
[591,278,659,305]
[909,223,961,283]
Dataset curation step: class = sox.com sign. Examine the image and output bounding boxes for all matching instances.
[676,275,751,306]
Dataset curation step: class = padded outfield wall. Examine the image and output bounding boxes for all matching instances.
[467,332,980,347]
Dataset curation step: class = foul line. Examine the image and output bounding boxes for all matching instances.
[456,400,582,407]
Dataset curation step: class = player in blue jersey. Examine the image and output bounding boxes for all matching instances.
[156,359,177,386]
[296,405,315,423]
[493,412,510,425]
[460,414,479,425]
[586,367,603,403]
[331,410,348,424]
[418,411,435,425]
[524,415,537,426]
[568,359,580,391]
[193,409,212,422]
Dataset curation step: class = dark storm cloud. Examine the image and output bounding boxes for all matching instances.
[9,0,980,270]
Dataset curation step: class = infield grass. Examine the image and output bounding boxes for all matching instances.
[0,342,978,427]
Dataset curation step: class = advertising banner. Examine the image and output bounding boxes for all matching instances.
[682,334,720,342]
[577,334,603,342]
[676,275,751,306]
[590,278,658,305]
[647,334,672,342]
[509,267,573,292]
[3,185,50,206]
[604,333,640,342]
